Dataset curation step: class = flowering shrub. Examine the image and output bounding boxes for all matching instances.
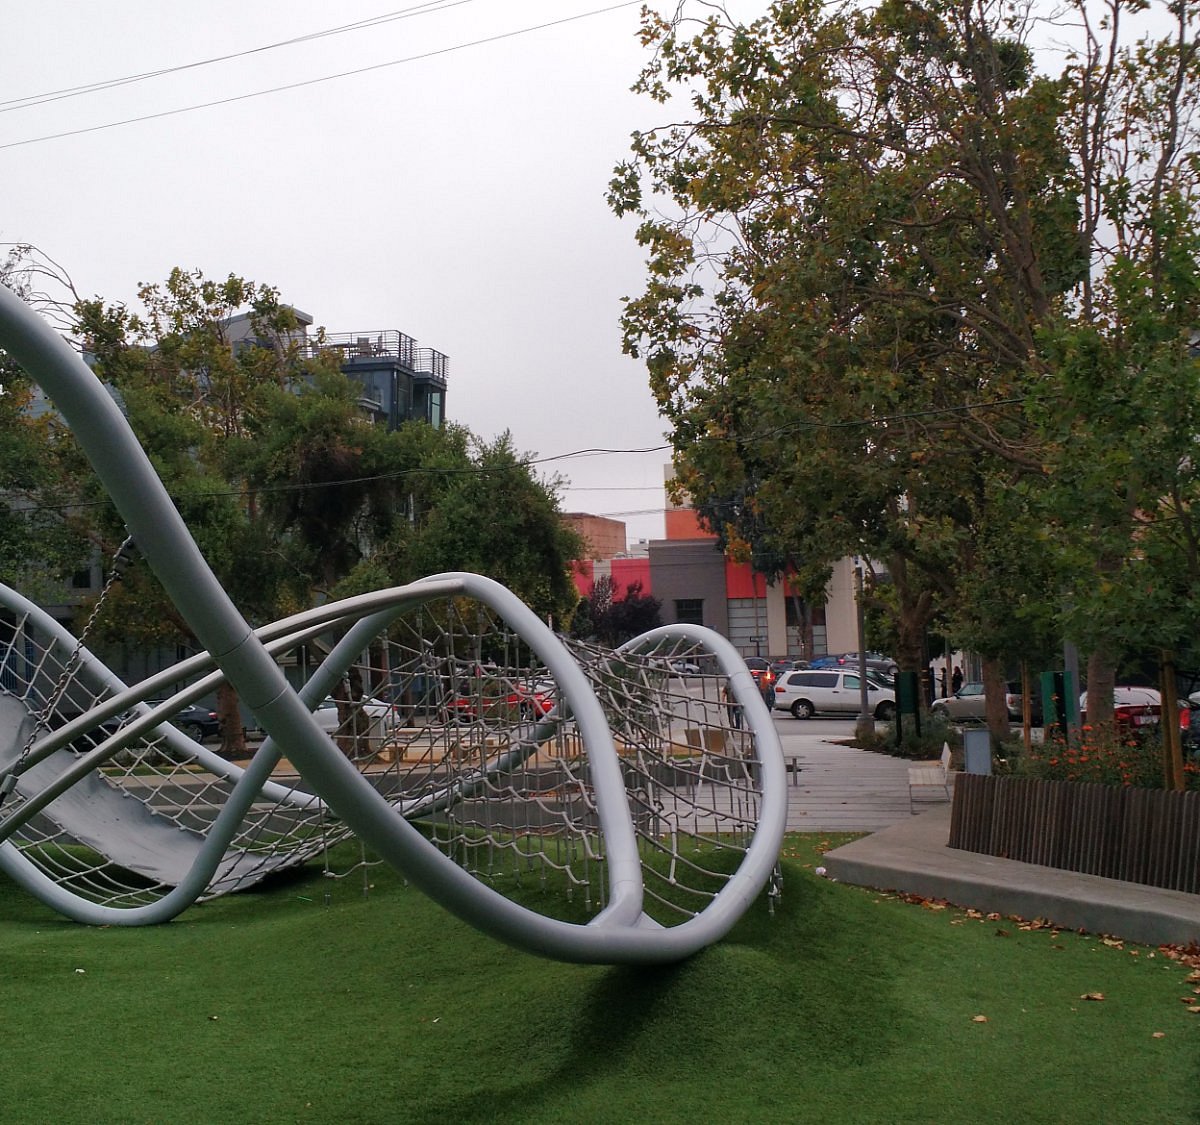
[1016,724,1200,792]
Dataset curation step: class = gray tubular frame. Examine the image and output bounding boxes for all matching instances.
[0,283,786,963]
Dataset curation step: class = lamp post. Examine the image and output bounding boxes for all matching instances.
[854,561,874,741]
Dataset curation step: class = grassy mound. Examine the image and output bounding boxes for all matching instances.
[2,835,1196,1123]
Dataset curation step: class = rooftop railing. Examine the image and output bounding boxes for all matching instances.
[304,331,449,381]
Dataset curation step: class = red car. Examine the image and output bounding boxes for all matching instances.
[1080,687,1161,730]
[449,682,556,721]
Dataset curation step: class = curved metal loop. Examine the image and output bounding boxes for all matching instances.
[0,282,786,963]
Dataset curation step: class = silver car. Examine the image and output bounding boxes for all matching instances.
[773,668,896,720]
[931,681,1024,722]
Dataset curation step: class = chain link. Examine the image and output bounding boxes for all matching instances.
[1,534,137,803]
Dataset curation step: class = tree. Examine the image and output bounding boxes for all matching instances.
[0,248,92,600]
[72,270,320,753]
[610,0,1083,681]
[612,1,1200,744]
[1024,0,1200,758]
[570,575,662,647]
[404,431,583,626]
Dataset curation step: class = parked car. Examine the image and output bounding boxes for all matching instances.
[810,652,899,679]
[931,681,1026,723]
[314,696,397,734]
[448,682,556,721]
[773,668,896,720]
[669,659,701,676]
[1079,686,1162,729]
[149,701,220,742]
[743,656,775,689]
[769,657,807,680]
[163,700,219,738]
[1181,704,1200,756]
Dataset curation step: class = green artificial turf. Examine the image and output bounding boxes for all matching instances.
[1,835,1197,1124]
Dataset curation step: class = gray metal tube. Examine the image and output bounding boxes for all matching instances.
[0,284,783,961]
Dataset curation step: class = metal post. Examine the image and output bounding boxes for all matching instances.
[854,563,873,741]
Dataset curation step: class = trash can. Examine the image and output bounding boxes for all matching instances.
[963,728,992,775]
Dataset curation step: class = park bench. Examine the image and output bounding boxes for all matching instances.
[908,742,953,814]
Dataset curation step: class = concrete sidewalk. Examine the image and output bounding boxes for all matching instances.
[777,728,1200,947]
[775,727,916,832]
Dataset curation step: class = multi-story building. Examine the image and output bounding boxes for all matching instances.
[227,309,449,431]
[569,468,859,661]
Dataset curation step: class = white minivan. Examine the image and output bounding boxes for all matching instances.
[774,668,896,721]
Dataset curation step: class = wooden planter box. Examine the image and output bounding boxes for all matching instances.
[949,773,1200,895]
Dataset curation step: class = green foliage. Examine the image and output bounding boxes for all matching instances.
[404,431,583,626]
[859,712,963,761]
[1014,726,1200,792]
[569,575,663,646]
[611,0,1086,674]
[59,271,584,646]
[613,0,1200,686]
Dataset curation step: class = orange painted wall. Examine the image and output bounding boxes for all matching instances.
[665,508,717,540]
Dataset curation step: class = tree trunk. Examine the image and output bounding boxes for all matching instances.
[981,656,1010,745]
[216,681,246,759]
[1085,648,1117,730]
[1160,650,1185,792]
[888,555,935,707]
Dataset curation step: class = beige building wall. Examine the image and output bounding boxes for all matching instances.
[824,557,863,654]
[562,514,627,560]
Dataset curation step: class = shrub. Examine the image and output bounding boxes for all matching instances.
[856,713,962,760]
[1015,724,1200,792]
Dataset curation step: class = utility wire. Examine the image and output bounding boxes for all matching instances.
[0,1,644,151]
[8,392,1037,517]
[0,1,476,113]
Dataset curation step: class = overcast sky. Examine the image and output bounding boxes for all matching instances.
[2,1,765,545]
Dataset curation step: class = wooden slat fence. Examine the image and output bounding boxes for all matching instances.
[949,774,1200,895]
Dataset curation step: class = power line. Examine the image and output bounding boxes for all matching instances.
[9,389,1035,519]
[0,1,476,114]
[0,1,644,151]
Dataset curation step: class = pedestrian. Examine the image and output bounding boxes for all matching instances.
[760,673,776,713]
[723,680,743,729]
[952,665,964,694]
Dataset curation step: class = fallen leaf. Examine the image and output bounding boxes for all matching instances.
[1188,1006,1200,1015]
[995,929,1011,938]
[1152,1031,1166,1039]
[1080,992,1105,1002]
[972,1015,988,1023]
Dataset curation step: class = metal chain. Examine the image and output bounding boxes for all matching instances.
[3,533,137,787]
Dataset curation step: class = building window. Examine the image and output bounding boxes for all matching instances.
[71,568,93,590]
[675,598,703,625]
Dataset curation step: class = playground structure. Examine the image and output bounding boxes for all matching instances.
[0,282,786,964]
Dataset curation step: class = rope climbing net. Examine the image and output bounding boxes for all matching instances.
[0,580,782,930]
[0,279,786,963]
